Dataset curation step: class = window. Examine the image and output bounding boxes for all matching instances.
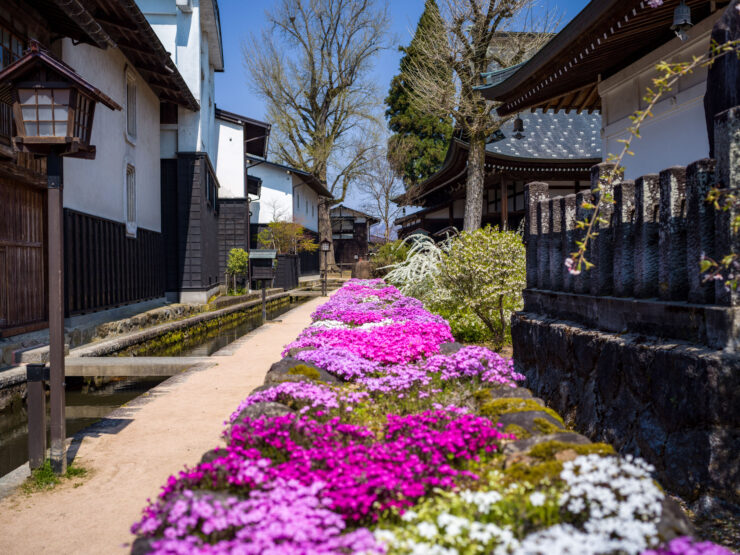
[311,203,314,217]
[126,70,136,139]
[125,164,136,236]
[296,193,300,210]
[0,25,24,69]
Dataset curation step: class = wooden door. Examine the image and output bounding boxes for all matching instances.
[0,175,47,336]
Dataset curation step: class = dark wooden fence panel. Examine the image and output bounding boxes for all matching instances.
[64,210,164,315]
[275,254,299,290]
[0,176,47,336]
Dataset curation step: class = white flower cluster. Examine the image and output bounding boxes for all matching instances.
[308,318,399,331]
[375,455,667,555]
[511,455,664,555]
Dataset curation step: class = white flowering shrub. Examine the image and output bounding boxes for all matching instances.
[384,227,525,345]
[375,455,669,555]
[434,226,526,345]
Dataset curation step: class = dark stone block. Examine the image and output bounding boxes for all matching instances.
[131,537,155,555]
[200,448,224,464]
[495,410,564,436]
[439,341,464,354]
[485,386,533,399]
[502,432,591,456]
[264,357,340,384]
[657,497,695,541]
[233,402,294,423]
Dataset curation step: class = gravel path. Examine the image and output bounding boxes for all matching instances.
[0,296,324,555]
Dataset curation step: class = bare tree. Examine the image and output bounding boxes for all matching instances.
[244,0,390,266]
[405,1,557,230]
[358,146,405,241]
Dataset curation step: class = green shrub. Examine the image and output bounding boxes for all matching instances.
[370,240,410,277]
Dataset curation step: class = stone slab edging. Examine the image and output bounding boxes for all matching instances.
[18,292,294,363]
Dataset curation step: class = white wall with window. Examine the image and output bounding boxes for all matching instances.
[61,41,161,233]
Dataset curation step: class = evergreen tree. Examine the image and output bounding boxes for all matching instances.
[385,0,453,190]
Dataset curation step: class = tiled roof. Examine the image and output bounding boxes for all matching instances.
[486,109,602,160]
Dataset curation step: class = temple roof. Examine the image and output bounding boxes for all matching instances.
[487,109,602,160]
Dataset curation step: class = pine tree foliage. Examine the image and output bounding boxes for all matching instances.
[385,0,454,189]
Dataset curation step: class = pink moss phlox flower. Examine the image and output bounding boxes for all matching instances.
[641,537,735,555]
[134,480,382,554]
[424,345,526,387]
[228,382,368,423]
[284,321,454,364]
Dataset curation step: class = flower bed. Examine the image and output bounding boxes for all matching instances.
[131,279,734,555]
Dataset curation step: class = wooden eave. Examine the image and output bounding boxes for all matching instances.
[0,41,121,110]
[479,0,720,116]
[79,0,199,111]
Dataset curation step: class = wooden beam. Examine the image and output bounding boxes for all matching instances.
[577,84,600,114]
[94,15,138,33]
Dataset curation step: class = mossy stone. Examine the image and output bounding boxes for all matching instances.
[503,460,564,486]
[503,432,590,456]
[480,398,564,426]
[528,440,615,461]
[486,386,534,400]
[288,364,321,380]
[533,417,563,435]
[504,424,532,440]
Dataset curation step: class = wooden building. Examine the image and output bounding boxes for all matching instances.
[395,110,602,238]
[330,205,380,265]
[0,0,196,337]
[478,0,729,180]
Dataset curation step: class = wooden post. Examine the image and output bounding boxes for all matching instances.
[500,178,508,231]
[47,150,66,474]
[26,363,48,470]
[261,281,267,321]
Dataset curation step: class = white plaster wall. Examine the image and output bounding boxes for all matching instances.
[215,118,245,198]
[599,11,721,180]
[248,164,293,224]
[138,0,220,158]
[292,176,320,232]
[61,41,161,232]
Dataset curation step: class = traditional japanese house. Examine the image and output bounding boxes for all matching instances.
[478,0,729,179]
[0,0,196,336]
[395,110,602,238]
[214,108,271,280]
[245,157,333,276]
[330,205,380,265]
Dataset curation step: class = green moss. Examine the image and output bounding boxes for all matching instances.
[503,460,564,486]
[504,424,531,439]
[480,398,565,426]
[528,440,615,461]
[533,417,563,435]
[288,364,321,381]
[472,389,493,403]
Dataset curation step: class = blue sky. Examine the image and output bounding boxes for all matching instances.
[214,0,591,121]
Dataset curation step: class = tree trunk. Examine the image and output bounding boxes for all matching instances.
[318,198,337,269]
[464,136,486,231]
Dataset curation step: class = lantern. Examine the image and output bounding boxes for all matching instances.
[513,114,525,140]
[671,1,692,42]
[321,238,331,252]
[0,40,120,158]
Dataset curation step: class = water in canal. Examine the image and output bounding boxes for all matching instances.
[0,296,310,479]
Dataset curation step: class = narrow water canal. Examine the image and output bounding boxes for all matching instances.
[0,296,310,479]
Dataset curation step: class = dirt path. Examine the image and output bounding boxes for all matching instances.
[0,296,324,555]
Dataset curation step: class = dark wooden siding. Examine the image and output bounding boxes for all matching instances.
[161,158,179,292]
[275,254,300,290]
[63,209,164,315]
[334,221,370,265]
[168,152,221,294]
[218,199,248,278]
[0,175,47,335]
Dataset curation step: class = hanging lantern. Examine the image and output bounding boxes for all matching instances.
[0,40,120,159]
[513,114,525,140]
[671,0,692,42]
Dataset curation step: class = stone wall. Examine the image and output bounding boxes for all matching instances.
[514,108,740,507]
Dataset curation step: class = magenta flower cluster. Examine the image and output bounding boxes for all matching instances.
[423,345,525,387]
[642,537,735,555]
